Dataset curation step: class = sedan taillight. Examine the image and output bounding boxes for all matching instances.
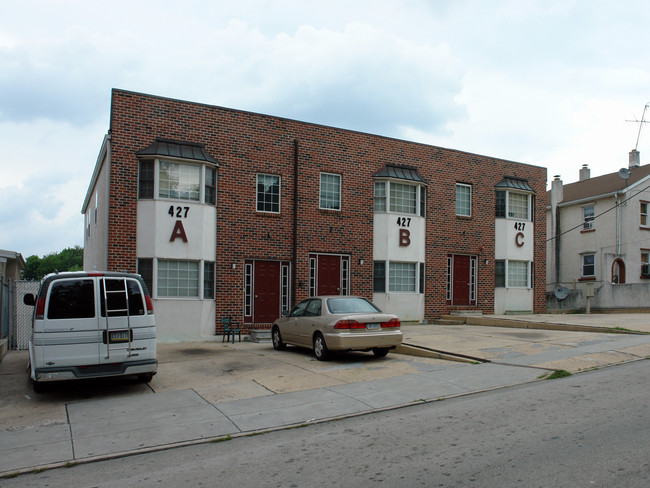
[334,319,366,329]
[381,318,401,328]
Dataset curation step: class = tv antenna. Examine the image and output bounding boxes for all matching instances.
[627,102,650,150]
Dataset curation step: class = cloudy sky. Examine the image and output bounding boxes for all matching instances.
[1,0,649,258]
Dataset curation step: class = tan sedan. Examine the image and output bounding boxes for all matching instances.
[271,296,403,360]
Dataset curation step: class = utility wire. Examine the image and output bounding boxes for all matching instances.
[546,181,650,242]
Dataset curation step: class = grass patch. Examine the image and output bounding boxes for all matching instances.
[543,370,572,380]
[209,435,232,443]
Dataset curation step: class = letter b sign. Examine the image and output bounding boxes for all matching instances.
[399,229,411,247]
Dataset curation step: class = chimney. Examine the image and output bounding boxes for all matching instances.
[629,149,640,168]
[579,164,590,181]
[551,175,563,206]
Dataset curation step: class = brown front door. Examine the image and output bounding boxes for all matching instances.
[450,254,476,306]
[253,261,281,323]
[317,254,342,295]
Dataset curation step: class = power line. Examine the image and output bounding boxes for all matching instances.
[546,181,650,242]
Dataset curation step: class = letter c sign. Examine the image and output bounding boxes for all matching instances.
[515,232,524,247]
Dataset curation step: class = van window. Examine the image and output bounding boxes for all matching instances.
[100,279,146,316]
[47,279,96,319]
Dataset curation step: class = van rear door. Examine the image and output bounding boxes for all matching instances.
[39,277,100,368]
[98,277,154,363]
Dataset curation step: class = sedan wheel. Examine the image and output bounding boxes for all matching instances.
[313,333,329,361]
[272,327,286,351]
[372,347,390,357]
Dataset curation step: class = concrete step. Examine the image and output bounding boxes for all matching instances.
[434,318,466,325]
[249,330,272,343]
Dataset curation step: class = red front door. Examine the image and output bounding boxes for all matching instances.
[450,255,476,306]
[317,255,342,295]
[253,261,281,323]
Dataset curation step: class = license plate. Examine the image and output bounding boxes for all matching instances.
[366,323,380,330]
[108,330,131,343]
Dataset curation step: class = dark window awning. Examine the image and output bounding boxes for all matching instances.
[495,176,534,193]
[373,164,426,184]
[136,138,220,166]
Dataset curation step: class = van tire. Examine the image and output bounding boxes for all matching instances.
[32,380,46,394]
[138,373,154,383]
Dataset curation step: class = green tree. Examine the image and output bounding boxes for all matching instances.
[21,246,83,280]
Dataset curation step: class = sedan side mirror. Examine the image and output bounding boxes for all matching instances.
[282,309,289,317]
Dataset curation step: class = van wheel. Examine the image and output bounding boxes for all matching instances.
[313,333,329,361]
[138,373,154,383]
[32,380,46,394]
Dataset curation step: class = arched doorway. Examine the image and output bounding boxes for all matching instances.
[612,258,626,284]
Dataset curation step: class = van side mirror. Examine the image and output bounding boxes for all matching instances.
[23,294,35,306]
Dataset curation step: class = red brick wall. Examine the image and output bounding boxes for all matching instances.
[107,89,547,332]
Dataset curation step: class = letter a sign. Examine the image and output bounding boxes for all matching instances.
[170,220,188,243]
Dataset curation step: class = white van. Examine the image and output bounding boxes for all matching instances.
[23,271,157,392]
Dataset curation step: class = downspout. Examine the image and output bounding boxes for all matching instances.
[616,193,621,255]
[292,139,299,307]
[554,206,561,285]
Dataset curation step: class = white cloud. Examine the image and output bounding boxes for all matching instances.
[1,0,650,257]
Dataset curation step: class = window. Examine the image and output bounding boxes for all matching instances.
[495,260,505,287]
[373,261,386,292]
[581,254,595,278]
[456,183,472,217]
[139,160,155,199]
[47,279,95,319]
[496,191,530,220]
[495,191,506,218]
[374,180,425,216]
[583,205,595,230]
[205,167,217,206]
[100,279,146,316]
[374,181,386,212]
[244,264,253,316]
[159,161,200,201]
[508,193,529,219]
[320,173,341,210]
[508,261,529,288]
[203,261,215,299]
[137,258,153,296]
[390,182,417,214]
[388,262,416,292]
[641,251,650,277]
[641,202,649,227]
[158,260,199,297]
[419,262,425,294]
[257,174,280,213]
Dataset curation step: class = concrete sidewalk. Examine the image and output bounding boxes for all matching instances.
[1,314,649,476]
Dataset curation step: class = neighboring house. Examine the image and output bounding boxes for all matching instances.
[82,89,547,341]
[547,150,650,311]
[0,249,26,359]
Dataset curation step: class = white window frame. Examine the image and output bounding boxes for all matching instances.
[583,204,595,230]
[159,160,201,202]
[256,173,281,214]
[374,180,425,216]
[581,253,595,278]
[157,259,200,298]
[319,172,341,211]
[456,183,472,217]
[641,202,649,228]
[641,250,650,277]
[388,262,417,293]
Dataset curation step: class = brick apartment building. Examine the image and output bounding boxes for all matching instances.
[82,89,547,341]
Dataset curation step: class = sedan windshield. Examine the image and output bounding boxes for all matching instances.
[326,297,381,314]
